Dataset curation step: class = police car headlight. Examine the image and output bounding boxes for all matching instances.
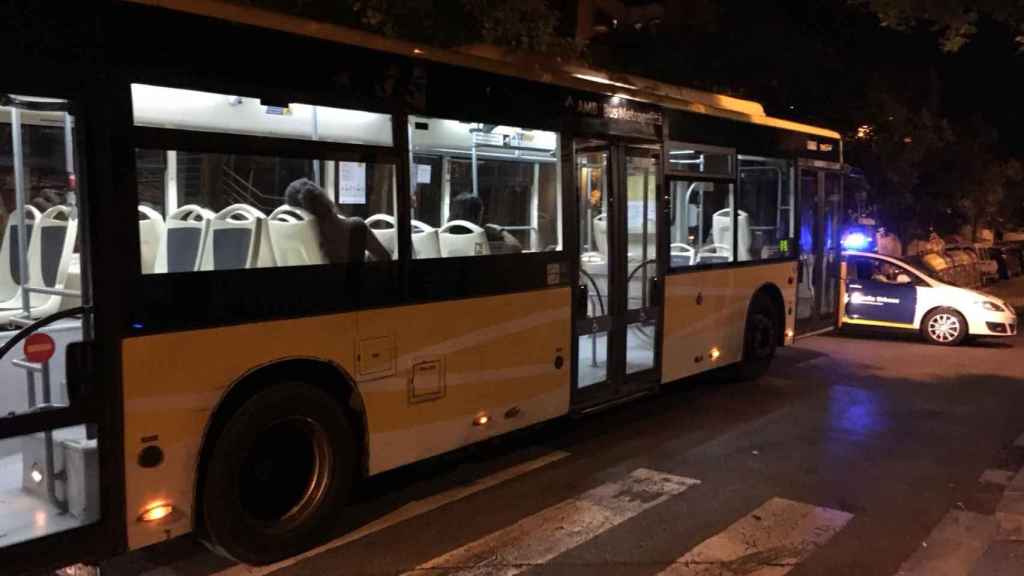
[978,301,1006,312]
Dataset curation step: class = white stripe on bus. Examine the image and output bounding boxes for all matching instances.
[656,497,853,576]
[401,468,700,576]
[209,451,570,576]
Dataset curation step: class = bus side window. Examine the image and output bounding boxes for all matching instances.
[408,116,562,258]
[737,156,794,262]
[129,83,396,272]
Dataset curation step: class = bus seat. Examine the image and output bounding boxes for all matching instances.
[155,205,214,273]
[0,206,78,322]
[268,205,325,267]
[711,209,752,261]
[670,243,695,266]
[592,214,608,256]
[439,220,490,257]
[0,205,40,307]
[201,204,276,271]
[138,206,165,274]
[411,219,440,259]
[366,214,397,258]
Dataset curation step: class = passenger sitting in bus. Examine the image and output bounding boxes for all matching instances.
[449,192,522,254]
[284,178,391,263]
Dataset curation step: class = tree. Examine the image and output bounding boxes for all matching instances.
[244,0,579,55]
[844,89,953,241]
[854,0,1024,52]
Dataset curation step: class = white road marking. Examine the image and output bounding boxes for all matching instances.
[208,451,570,576]
[401,468,700,576]
[1014,432,1024,449]
[895,510,997,576]
[980,469,1016,487]
[996,467,1024,541]
[657,497,853,576]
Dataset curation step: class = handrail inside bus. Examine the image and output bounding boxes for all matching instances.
[0,306,89,363]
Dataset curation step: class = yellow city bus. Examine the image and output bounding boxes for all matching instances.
[0,1,843,571]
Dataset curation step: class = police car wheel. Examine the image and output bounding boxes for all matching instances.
[922,308,968,346]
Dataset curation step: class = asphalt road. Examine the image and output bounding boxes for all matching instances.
[105,327,1024,576]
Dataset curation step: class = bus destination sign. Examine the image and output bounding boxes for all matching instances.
[566,95,663,125]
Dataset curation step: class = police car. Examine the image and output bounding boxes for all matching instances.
[840,251,1018,345]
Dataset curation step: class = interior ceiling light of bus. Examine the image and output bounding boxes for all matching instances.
[1,94,70,112]
[669,150,702,164]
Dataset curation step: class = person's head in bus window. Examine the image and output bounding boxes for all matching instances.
[284,178,390,263]
[450,192,484,224]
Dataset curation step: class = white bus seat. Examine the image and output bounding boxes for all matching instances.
[59,253,82,311]
[0,205,40,307]
[411,219,441,259]
[439,220,490,257]
[592,213,608,257]
[670,243,695,266]
[366,213,397,258]
[0,206,78,322]
[268,205,325,266]
[697,243,732,264]
[201,204,276,271]
[155,205,214,273]
[138,205,165,274]
[711,209,751,261]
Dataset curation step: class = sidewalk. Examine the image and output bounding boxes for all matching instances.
[984,275,1024,311]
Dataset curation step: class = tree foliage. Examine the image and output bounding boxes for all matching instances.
[854,0,1024,52]
[244,0,579,55]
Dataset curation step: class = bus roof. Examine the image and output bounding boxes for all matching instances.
[126,0,841,140]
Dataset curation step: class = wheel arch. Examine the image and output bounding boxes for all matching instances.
[191,357,367,536]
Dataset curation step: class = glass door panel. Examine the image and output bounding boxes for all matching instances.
[573,141,662,405]
[576,145,611,389]
[821,173,843,320]
[624,151,658,376]
[796,169,820,332]
[0,94,100,560]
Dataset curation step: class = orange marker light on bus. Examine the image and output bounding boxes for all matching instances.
[473,413,490,426]
[709,347,721,361]
[139,502,174,523]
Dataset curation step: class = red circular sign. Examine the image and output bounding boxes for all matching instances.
[24,333,56,363]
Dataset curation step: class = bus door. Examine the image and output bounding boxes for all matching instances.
[0,93,113,573]
[573,140,662,407]
[795,168,842,334]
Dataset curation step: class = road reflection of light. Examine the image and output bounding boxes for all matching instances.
[828,386,885,436]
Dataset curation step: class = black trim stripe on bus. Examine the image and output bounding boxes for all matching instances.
[129,252,570,335]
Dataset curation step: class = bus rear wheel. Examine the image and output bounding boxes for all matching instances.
[202,382,355,565]
[734,296,778,381]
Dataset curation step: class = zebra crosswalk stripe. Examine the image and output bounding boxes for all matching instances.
[894,510,997,576]
[656,497,853,576]
[401,468,700,576]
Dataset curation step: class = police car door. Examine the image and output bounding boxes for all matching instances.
[845,255,918,326]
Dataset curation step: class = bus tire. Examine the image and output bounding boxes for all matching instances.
[734,296,778,381]
[921,307,968,346]
[202,382,355,564]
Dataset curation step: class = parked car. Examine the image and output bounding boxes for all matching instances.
[945,245,981,288]
[906,252,956,285]
[841,250,1017,345]
[993,245,1023,279]
[972,244,1000,285]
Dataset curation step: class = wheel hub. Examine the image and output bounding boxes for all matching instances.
[928,313,961,342]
